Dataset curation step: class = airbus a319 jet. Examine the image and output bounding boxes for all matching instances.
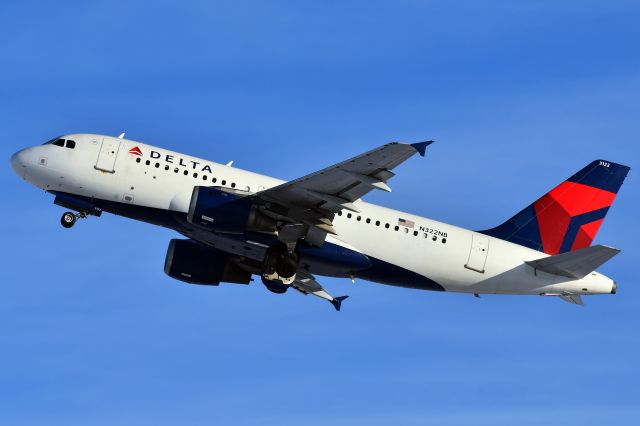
[11,134,630,310]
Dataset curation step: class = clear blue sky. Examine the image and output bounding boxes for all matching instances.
[1,1,639,425]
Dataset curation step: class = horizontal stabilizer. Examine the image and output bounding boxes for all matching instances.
[526,244,620,279]
[559,293,585,306]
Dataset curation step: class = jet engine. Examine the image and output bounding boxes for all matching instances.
[261,277,290,294]
[187,186,277,234]
[164,239,252,285]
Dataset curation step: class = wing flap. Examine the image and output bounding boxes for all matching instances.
[258,141,431,208]
[525,244,620,279]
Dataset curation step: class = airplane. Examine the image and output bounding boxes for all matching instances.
[10,133,630,310]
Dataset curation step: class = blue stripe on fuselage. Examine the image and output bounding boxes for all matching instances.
[53,192,445,292]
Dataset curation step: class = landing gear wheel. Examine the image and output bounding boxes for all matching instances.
[61,212,77,228]
[276,253,298,279]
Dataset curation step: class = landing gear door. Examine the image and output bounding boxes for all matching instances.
[465,234,489,273]
[95,137,122,173]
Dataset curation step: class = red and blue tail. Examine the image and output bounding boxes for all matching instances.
[481,160,630,255]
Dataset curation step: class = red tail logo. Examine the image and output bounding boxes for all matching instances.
[128,146,143,156]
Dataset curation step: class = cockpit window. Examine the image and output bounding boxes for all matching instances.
[43,136,63,145]
[43,137,77,149]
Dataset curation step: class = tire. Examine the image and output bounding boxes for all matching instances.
[61,212,76,228]
[276,254,297,279]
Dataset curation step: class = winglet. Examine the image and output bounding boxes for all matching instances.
[410,140,434,157]
[330,295,349,311]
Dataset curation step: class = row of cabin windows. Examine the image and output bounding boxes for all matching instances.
[136,156,237,188]
[337,210,447,243]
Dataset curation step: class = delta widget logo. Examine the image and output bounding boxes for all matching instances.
[128,146,143,156]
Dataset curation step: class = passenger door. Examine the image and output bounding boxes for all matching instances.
[465,234,489,273]
[95,137,122,173]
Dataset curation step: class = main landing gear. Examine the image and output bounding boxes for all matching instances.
[60,211,88,229]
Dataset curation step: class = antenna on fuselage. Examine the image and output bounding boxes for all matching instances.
[118,132,126,139]
[226,161,234,167]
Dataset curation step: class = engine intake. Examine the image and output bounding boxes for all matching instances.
[164,239,251,285]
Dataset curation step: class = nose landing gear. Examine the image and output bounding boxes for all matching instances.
[60,211,89,228]
[61,212,76,228]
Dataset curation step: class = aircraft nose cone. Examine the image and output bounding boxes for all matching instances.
[10,149,29,177]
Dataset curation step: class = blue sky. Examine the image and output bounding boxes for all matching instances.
[1,1,639,424]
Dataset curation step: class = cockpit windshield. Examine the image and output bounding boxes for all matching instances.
[43,136,63,145]
[43,137,76,149]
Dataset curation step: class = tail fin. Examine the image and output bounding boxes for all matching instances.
[481,160,630,255]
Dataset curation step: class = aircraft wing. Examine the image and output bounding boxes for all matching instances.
[255,141,433,246]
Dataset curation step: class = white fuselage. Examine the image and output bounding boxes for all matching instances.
[11,134,616,298]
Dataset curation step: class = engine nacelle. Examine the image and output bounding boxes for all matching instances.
[261,277,289,294]
[187,186,276,233]
[164,239,251,285]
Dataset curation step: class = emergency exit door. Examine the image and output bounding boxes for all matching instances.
[465,234,489,273]
[95,138,122,173]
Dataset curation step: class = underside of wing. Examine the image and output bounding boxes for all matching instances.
[181,140,432,299]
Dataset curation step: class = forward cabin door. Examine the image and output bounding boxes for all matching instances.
[95,137,122,173]
[465,234,489,273]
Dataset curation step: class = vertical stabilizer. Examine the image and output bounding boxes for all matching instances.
[481,160,630,254]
